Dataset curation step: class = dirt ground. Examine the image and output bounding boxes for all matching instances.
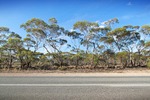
[0,68,150,76]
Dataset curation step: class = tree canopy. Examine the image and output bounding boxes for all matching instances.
[0,18,149,70]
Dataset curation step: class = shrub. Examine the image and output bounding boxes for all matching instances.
[58,66,68,70]
[147,60,150,68]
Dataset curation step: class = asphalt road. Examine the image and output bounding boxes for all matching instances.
[0,76,150,100]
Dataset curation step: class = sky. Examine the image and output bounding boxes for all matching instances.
[0,0,150,42]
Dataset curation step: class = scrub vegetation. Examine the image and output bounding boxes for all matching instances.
[0,18,149,71]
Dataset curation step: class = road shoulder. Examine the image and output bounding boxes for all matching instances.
[1,68,150,76]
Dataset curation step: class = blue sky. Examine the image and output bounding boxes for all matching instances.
[0,0,150,38]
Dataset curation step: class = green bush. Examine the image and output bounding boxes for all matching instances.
[147,60,150,68]
[146,59,150,68]
[58,66,68,70]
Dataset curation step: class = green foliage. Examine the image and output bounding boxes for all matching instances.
[147,58,150,68]
[100,36,114,44]
[145,41,150,47]
[107,27,126,36]
[116,51,128,57]
[49,18,57,24]
[0,18,150,70]
[58,66,68,70]
[141,25,150,35]
[0,27,9,32]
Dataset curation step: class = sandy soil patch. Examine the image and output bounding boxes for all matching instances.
[0,68,150,76]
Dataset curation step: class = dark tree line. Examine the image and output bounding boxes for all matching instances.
[0,18,150,70]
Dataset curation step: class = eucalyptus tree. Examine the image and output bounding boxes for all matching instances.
[19,36,38,69]
[106,25,140,67]
[145,41,150,67]
[44,18,68,67]
[116,51,128,68]
[0,27,10,68]
[98,18,119,68]
[91,18,118,68]
[73,21,99,54]
[66,30,84,68]
[73,21,103,68]
[140,25,150,51]
[21,18,48,52]
[0,27,9,45]
[140,26,150,67]
[23,36,36,51]
[4,32,23,69]
[134,39,150,67]
[21,18,68,67]
[141,25,150,39]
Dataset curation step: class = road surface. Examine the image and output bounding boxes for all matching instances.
[0,76,150,100]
